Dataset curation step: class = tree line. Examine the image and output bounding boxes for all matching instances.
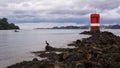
[0,18,19,30]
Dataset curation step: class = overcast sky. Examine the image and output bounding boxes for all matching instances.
[0,0,120,29]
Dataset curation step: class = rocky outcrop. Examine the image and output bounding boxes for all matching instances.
[7,31,120,68]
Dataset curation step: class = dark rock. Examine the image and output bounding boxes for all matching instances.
[32,58,38,61]
[45,45,54,51]
[76,40,81,44]
[80,31,92,35]
[67,43,75,46]
[75,63,84,68]
[7,31,120,68]
[39,52,60,61]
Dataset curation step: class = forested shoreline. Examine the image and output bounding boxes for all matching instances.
[0,18,19,30]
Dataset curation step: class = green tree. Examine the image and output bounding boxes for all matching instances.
[0,18,20,30]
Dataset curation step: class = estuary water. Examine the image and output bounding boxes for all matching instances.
[0,29,120,68]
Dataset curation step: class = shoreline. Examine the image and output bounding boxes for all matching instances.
[7,31,120,68]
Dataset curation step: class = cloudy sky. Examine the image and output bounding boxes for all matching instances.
[0,0,120,29]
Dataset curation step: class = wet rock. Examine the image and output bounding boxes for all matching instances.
[39,52,60,61]
[7,60,54,68]
[45,45,54,51]
[67,43,75,46]
[76,40,81,44]
[32,58,38,61]
[80,31,93,35]
[75,63,84,68]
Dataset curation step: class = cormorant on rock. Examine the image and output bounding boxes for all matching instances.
[45,41,54,50]
[45,41,49,46]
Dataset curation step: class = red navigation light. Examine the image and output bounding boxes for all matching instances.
[90,13,100,33]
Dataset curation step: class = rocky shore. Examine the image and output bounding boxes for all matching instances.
[7,31,120,68]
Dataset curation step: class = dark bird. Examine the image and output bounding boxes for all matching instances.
[45,41,49,46]
[45,41,53,50]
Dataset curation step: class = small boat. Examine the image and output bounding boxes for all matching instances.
[14,29,19,32]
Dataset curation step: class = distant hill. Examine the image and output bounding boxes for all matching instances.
[104,25,120,29]
[36,26,89,29]
[36,24,120,29]
[0,18,19,30]
[52,26,89,29]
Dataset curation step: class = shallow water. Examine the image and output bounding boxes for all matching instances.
[0,29,119,68]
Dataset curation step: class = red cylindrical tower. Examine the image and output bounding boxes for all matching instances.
[90,13,100,33]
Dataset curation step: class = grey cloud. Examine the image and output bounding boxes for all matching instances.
[0,0,29,4]
[88,0,120,10]
[0,0,120,24]
[13,10,27,14]
[49,9,92,16]
[116,8,120,14]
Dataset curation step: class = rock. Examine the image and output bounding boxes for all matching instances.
[32,58,38,61]
[80,31,92,35]
[76,40,81,44]
[62,51,70,59]
[75,63,84,68]
[67,43,75,46]
[45,45,54,51]
[7,31,120,68]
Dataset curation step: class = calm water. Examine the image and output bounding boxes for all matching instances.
[0,29,120,68]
